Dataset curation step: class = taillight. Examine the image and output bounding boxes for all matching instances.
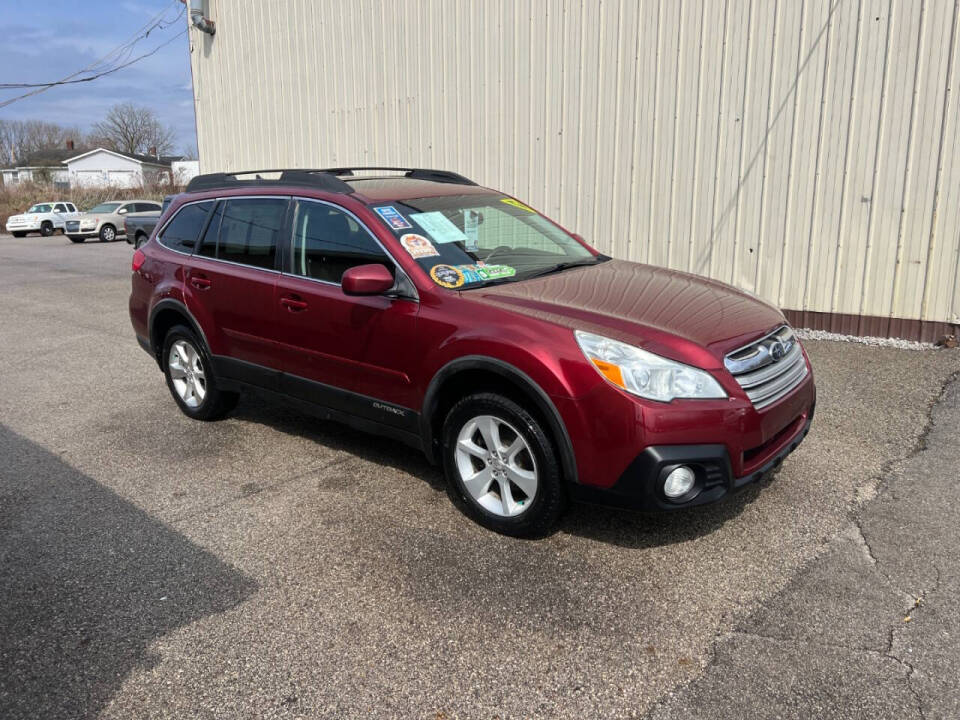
[132,249,146,272]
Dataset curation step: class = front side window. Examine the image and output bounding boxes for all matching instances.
[158,201,212,253]
[204,197,286,270]
[289,200,391,284]
[369,194,600,289]
[28,204,52,213]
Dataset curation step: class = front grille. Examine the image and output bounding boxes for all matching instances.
[65,221,80,232]
[725,325,808,410]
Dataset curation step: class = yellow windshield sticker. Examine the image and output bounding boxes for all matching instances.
[500,198,534,213]
[430,264,465,289]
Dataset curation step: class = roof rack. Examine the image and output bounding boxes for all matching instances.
[184,169,356,194]
[184,166,478,194]
[323,167,478,186]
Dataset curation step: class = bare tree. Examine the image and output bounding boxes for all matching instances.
[0,118,82,164]
[89,103,175,156]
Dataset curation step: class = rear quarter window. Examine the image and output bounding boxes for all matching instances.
[157,201,213,253]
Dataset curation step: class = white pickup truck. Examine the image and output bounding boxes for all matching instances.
[5,201,80,237]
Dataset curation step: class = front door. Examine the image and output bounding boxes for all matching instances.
[272,198,420,428]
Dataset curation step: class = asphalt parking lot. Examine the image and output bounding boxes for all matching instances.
[1,233,959,719]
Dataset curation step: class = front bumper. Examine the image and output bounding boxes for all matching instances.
[6,221,39,232]
[556,357,816,511]
[568,407,813,511]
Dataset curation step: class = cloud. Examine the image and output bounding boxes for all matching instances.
[0,2,195,151]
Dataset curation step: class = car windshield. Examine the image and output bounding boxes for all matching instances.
[87,202,120,214]
[370,193,602,289]
[27,204,52,213]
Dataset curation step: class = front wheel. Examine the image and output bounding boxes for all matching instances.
[162,325,239,421]
[99,224,116,242]
[442,392,565,537]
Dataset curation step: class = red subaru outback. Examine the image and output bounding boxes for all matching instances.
[129,168,815,536]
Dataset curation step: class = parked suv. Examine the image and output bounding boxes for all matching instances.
[129,168,815,536]
[66,199,162,243]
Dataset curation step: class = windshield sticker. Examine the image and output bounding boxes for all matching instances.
[400,233,440,259]
[430,264,465,289]
[454,264,485,284]
[500,198,534,213]
[477,264,516,280]
[410,211,468,243]
[374,205,413,230]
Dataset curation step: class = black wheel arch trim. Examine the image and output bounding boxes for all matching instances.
[147,298,211,368]
[420,355,578,485]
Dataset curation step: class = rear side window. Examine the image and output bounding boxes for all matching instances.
[158,201,212,253]
[66,204,77,212]
[54,203,67,212]
[290,200,391,284]
[214,198,287,270]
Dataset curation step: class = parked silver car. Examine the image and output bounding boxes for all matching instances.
[65,199,162,243]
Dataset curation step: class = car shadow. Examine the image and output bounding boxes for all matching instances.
[0,424,258,720]
[229,393,760,549]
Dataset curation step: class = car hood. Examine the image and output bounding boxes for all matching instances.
[468,259,787,363]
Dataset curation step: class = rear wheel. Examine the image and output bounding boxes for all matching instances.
[99,224,116,242]
[162,325,239,421]
[442,392,565,536]
[134,232,147,249]
[40,221,54,236]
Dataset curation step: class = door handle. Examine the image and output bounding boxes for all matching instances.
[190,274,211,290]
[280,295,308,312]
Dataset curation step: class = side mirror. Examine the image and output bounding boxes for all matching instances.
[118,207,128,215]
[341,263,394,296]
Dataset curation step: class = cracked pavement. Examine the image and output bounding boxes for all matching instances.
[1,234,959,719]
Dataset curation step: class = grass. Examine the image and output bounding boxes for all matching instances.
[1,181,181,228]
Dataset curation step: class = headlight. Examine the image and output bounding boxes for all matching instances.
[575,330,727,402]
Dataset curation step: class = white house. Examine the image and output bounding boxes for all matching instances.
[170,160,200,185]
[1,147,73,188]
[65,148,173,189]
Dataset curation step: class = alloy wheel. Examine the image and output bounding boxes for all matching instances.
[454,414,538,517]
[168,340,207,408]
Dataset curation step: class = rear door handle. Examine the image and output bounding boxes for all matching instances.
[190,274,211,290]
[280,295,308,312]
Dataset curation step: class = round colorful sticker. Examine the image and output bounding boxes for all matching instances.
[430,264,465,289]
[400,233,440,259]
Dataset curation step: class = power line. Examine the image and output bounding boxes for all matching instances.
[0,2,186,107]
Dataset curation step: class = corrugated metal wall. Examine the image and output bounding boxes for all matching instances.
[189,0,960,334]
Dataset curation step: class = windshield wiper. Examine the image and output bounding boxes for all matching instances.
[521,256,608,281]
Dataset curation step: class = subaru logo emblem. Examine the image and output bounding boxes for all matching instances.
[770,340,786,361]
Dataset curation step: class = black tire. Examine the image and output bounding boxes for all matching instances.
[12,232,26,238]
[68,236,85,243]
[134,232,147,249]
[161,325,239,421]
[99,224,116,242]
[40,221,54,237]
[442,392,566,537]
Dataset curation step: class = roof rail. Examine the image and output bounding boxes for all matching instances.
[184,169,355,194]
[322,167,478,186]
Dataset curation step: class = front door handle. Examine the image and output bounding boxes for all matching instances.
[280,295,308,312]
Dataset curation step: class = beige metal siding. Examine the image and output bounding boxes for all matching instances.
[189,0,960,328]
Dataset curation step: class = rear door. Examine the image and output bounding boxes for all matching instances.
[272,197,421,423]
[184,196,290,387]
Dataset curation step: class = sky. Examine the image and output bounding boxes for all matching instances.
[0,0,196,154]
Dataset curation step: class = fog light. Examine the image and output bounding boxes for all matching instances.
[663,466,696,499]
